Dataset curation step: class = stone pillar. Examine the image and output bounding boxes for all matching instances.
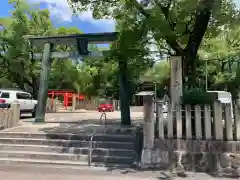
[141,95,155,166]
[156,100,164,138]
[169,56,184,175]
[35,43,53,123]
[11,103,20,127]
[170,56,183,108]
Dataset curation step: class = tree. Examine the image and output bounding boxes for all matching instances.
[0,0,89,98]
[0,0,54,98]
[49,26,84,92]
[106,12,154,125]
[141,60,170,96]
[198,26,240,100]
[68,0,240,86]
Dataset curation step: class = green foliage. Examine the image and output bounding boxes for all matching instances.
[181,88,217,105]
[3,0,240,105]
[198,26,240,101]
[0,0,153,100]
[140,60,170,97]
[0,0,54,97]
[68,0,240,86]
[0,1,98,98]
[142,60,170,84]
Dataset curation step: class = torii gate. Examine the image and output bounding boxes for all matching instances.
[25,32,130,123]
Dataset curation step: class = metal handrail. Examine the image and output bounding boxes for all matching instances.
[88,132,96,166]
[100,112,107,126]
[88,112,107,166]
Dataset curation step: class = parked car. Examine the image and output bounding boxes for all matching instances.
[98,99,114,112]
[0,103,10,109]
[0,89,38,117]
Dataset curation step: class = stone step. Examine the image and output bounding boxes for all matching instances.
[0,157,134,169]
[0,138,135,149]
[0,144,137,157]
[0,132,136,142]
[0,151,135,164]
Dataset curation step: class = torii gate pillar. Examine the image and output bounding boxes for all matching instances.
[35,43,53,123]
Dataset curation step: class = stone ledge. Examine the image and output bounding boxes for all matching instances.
[141,148,240,177]
[141,148,169,166]
[154,139,240,153]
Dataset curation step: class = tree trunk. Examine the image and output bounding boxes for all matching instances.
[183,0,215,87]
[118,58,131,125]
[182,52,198,87]
[31,76,39,99]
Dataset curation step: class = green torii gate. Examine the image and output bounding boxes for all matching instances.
[26,32,130,124]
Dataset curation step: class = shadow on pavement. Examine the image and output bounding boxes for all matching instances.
[23,116,239,179]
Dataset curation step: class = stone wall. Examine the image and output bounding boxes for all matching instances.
[141,139,240,175]
[0,103,20,130]
[141,100,240,177]
[144,139,239,176]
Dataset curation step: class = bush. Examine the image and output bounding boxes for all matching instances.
[181,88,217,105]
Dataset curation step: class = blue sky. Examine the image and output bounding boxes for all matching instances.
[0,0,116,33]
[0,0,239,34]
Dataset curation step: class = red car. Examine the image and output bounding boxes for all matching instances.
[98,99,114,112]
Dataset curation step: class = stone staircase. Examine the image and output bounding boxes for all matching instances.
[0,128,139,168]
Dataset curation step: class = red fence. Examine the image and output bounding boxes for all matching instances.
[48,90,85,110]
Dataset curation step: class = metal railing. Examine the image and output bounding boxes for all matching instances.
[100,112,107,126]
[88,132,96,166]
[88,112,107,166]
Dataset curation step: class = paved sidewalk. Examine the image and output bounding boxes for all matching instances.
[0,171,155,180]
[0,165,237,180]
[1,170,238,180]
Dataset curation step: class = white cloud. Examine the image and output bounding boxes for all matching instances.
[28,0,115,31]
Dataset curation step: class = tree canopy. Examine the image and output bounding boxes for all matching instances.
[0,0,154,103]
[68,0,240,86]
[1,0,240,125]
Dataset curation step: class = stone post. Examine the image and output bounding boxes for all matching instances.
[11,103,20,127]
[135,92,155,167]
[156,100,164,138]
[35,43,53,123]
[234,104,240,140]
[142,95,154,149]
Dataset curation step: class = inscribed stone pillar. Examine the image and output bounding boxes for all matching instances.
[170,56,183,108]
[35,43,53,123]
[169,56,185,174]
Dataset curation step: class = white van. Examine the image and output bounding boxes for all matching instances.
[0,89,38,117]
[207,91,234,119]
